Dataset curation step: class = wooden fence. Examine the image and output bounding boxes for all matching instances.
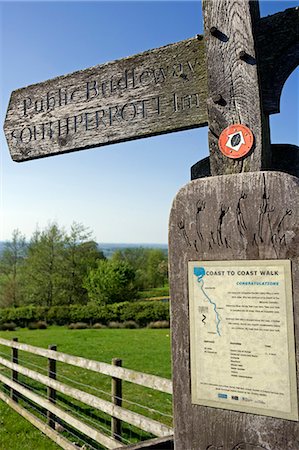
[0,337,173,450]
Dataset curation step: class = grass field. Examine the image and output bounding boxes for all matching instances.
[0,327,172,450]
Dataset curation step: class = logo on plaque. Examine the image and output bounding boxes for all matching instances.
[218,124,254,159]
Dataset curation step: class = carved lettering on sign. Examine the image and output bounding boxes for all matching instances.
[4,37,208,161]
[11,95,161,149]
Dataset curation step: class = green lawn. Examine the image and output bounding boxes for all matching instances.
[0,327,172,450]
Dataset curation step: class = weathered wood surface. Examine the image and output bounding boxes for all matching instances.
[11,337,18,403]
[0,372,121,449]
[202,0,271,176]
[0,389,78,450]
[169,171,299,450]
[47,344,57,429]
[191,144,299,180]
[257,7,299,115]
[0,355,172,437]
[4,37,207,162]
[117,435,174,449]
[0,338,172,394]
[111,358,122,441]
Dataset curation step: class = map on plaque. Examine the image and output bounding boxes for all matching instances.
[188,259,298,421]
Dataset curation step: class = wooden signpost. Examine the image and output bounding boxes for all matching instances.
[168,2,299,450]
[3,1,299,449]
[4,37,207,162]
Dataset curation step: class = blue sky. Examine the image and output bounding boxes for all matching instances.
[0,1,298,244]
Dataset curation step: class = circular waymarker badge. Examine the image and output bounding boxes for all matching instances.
[218,124,254,159]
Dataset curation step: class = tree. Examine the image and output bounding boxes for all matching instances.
[0,229,27,307]
[84,259,137,304]
[64,222,105,304]
[21,223,67,307]
[112,248,149,290]
[147,249,168,288]
[112,247,168,289]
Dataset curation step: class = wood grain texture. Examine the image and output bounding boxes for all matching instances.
[169,171,299,450]
[256,7,299,115]
[191,144,299,180]
[118,436,174,449]
[202,0,271,176]
[4,37,207,162]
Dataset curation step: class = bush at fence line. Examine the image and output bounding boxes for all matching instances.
[46,305,70,325]
[92,323,107,329]
[123,320,139,329]
[119,301,170,326]
[108,321,125,329]
[28,321,48,330]
[147,320,170,329]
[0,300,170,328]
[68,322,89,330]
[69,303,118,325]
[0,306,48,328]
[0,322,17,331]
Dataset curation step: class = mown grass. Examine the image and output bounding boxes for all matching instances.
[137,285,169,300]
[0,327,172,450]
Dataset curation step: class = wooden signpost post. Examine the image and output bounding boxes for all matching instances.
[169,2,299,450]
[3,1,299,449]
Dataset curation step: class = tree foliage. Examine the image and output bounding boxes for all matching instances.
[0,222,105,307]
[0,224,168,308]
[84,259,137,304]
[64,222,105,304]
[112,247,168,289]
[0,229,27,307]
[21,223,67,307]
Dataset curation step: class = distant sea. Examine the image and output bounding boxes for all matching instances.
[0,242,168,259]
[99,243,168,258]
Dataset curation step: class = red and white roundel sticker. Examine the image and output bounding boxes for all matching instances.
[218,124,254,159]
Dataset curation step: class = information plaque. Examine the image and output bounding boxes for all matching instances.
[188,259,298,421]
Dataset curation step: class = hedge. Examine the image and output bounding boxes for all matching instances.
[0,301,170,328]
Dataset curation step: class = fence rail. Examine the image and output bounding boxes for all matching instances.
[0,338,172,394]
[0,337,173,450]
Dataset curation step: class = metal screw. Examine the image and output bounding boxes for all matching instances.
[212,94,223,105]
[210,26,218,37]
[239,50,249,60]
[59,137,67,147]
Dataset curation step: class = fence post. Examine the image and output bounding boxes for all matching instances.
[47,344,57,429]
[111,358,122,441]
[11,337,18,402]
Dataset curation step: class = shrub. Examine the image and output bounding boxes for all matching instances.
[28,321,47,330]
[108,321,124,329]
[68,322,89,330]
[123,320,139,329]
[92,323,107,329]
[0,300,170,328]
[69,304,116,325]
[147,321,170,329]
[0,322,17,331]
[47,306,70,326]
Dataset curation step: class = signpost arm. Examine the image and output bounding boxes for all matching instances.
[202,0,271,176]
